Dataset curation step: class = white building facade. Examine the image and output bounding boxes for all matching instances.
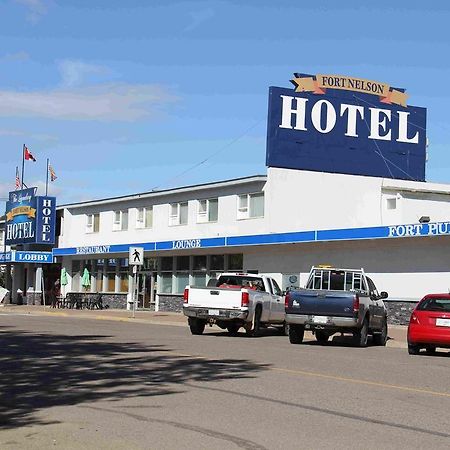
[53,168,450,323]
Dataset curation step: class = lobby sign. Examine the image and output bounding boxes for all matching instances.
[5,188,56,245]
[266,73,427,181]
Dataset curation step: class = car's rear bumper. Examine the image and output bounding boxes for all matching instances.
[183,306,248,321]
[408,324,450,346]
[286,313,358,328]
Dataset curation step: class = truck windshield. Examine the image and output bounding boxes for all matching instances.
[216,276,265,292]
[307,269,366,291]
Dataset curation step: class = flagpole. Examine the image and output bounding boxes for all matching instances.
[46,158,49,196]
[21,144,25,189]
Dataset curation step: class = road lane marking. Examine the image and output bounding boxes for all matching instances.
[269,366,450,398]
[167,351,450,399]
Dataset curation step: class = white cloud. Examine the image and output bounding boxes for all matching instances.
[0,83,178,121]
[14,0,49,23]
[57,60,110,88]
[184,8,215,32]
[0,51,30,62]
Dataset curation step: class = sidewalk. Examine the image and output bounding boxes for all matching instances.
[0,305,408,348]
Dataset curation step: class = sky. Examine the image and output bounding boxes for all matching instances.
[1,0,450,210]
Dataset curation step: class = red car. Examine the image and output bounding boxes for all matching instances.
[407,294,450,355]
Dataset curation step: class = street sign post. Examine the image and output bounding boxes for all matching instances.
[129,247,144,318]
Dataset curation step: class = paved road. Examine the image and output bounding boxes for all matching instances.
[0,313,449,450]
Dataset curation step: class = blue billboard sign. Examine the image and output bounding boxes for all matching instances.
[5,188,56,245]
[266,74,427,181]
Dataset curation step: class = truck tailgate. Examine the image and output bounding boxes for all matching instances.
[187,287,243,309]
[288,289,355,317]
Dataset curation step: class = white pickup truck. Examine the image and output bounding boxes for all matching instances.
[182,273,285,336]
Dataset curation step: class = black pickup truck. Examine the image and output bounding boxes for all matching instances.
[285,266,388,347]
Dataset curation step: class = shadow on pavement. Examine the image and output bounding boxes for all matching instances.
[0,325,268,430]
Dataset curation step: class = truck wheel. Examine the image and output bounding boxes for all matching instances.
[373,317,388,346]
[288,324,304,344]
[188,318,206,335]
[276,322,289,336]
[251,306,262,337]
[353,316,369,347]
[315,331,329,344]
[227,323,240,336]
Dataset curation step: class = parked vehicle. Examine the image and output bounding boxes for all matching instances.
[407,294,450,355]
[285,266,388,347]
[183,273,285,336]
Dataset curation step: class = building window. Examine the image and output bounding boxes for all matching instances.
[197,198,218,223]
[193,255,207,287]
[136,207,153,229]
[386,198,397,210]
[169,202,188,226]
[96,259,105,292]
[159,256,173,294]
[113,210,128,231]
[86,213,100,233]
[118,259,129,293]
[237,193,264,219]
[0,229,4,247]
[106,259,117,292]
[175,256,190,294]
[228,254,243,271]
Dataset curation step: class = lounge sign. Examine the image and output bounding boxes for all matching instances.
[266,73,427,181]
[5,188,56,245]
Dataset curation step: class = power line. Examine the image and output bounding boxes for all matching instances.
[151,118,265,190]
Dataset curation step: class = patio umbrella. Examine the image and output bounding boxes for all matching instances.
[81,267,91,291]
[60,268,68,296]
[61,268,68,286]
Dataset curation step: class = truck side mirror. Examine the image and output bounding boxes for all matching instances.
[380,291,388,299]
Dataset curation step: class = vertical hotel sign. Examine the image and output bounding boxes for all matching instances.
[5,188,56,245]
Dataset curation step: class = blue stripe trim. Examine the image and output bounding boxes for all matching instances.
[227,231,315,246]
[51,221,450,257]
[317,226,388,241]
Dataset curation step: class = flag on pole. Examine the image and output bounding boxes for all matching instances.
[49,164,57,182]
[15,166,21,189]
[24,146,36,162]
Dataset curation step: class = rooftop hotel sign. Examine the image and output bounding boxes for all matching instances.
[266,73,427,181]
[5,188,56,245]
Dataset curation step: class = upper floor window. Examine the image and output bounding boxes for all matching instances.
[86,213,100,233]
[197,198,218,223]
[386,198,397,210]
[136,207,153,229]
[113,210,128,231]
[169,202,188,226]
[237,192,264,220]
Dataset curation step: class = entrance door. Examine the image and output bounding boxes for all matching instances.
[137,271,156,309]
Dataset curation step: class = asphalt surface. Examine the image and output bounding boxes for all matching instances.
[0,312,449,449]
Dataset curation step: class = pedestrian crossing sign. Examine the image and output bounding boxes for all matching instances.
[129,247,144,266]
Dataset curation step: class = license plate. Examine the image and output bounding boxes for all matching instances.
[209,309,219,316]
[436,318,450,327]
[312,316,328,324]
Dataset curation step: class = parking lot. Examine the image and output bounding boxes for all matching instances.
[0,310,449,449]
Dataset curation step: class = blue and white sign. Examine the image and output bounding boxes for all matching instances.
[0,251,53,264]
[266,74,427,181]
[5,188,56,245]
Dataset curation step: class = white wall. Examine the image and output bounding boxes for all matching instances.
[243,236,450,301]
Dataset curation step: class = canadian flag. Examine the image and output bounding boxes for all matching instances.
[24,146,36,162]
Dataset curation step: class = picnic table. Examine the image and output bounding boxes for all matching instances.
[56,293,104,310]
